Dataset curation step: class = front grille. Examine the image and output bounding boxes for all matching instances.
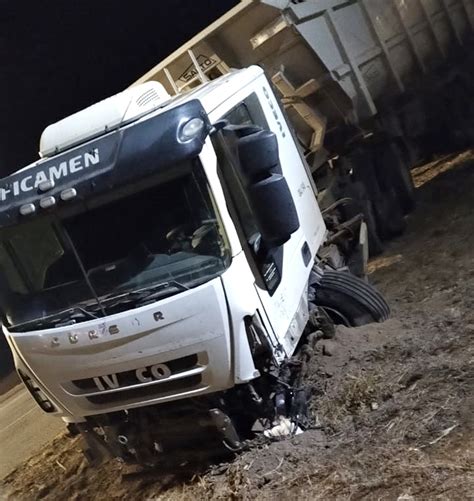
[85,375,202,405]
[71,354,198,392]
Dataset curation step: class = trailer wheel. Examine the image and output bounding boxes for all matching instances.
[348,148,406,240]
[314,270,390,327]
[339,181,384,256]
[376,141,416,214]
[373,190,406,239]
[365,200,384,255]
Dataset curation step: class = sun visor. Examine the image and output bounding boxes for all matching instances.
[0,99,210,227]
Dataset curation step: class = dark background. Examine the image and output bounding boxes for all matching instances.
[0,0,238,177]
[0,0,237,376]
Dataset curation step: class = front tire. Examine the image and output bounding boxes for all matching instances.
[313,269,390,327]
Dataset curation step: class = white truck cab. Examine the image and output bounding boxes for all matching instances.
[1,67,387,464]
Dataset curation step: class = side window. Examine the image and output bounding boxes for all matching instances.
[212,132,258,243]
[213,93,270,246]
[224,93,269,129]
[224,103,253,127]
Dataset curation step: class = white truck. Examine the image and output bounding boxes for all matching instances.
[1,0,472,466]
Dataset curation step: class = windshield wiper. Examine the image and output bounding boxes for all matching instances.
[11,306,98,331]
[52,307,99,327]
[60,223,107,318]
[102,280,190,309]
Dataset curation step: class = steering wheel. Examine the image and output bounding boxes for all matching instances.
[165,224,194,253]
[166,224,190,242]
[191,221,218,249]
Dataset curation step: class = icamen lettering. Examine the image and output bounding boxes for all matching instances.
[0,148,100,202]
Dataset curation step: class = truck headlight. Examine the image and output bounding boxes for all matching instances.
[178,117,205,143]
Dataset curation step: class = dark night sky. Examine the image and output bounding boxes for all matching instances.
[0,0,236,372]
[0,0,238,175]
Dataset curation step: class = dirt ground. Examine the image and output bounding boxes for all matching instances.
[1,150,473,501]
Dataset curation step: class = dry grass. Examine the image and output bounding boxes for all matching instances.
[411,149,473,188]
[315,371,382,429]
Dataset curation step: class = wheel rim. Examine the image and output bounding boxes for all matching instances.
[321,306,352,327]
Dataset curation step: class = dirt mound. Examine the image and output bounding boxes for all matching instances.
[2,151,473,500]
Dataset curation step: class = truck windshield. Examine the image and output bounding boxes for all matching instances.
[0,159,230,330]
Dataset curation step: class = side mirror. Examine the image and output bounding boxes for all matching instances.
[237,130,282,181]
[248,173,299,247]
[237,129,299,247]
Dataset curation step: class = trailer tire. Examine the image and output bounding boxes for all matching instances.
[348,148,406,240]
[365,200,385,256]
[314,270,390,327]
[339,181,384,256]
[377,141,416,214]
[374,190,407,238]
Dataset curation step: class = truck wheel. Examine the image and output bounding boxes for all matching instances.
[377,141,416,214]
[339,181,384,256]
[348,148,406,240]
[314,269,390,327]
[373,190,407,239]
[365,200,384,256]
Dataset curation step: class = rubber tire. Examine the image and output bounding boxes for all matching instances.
[339,181,384,256]
[315,270,390,327]
[372,190,406,239]
[375,141,416,214]
[348,148,406,240]
[365,200,385,255]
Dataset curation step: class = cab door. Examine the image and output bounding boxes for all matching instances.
[211,79,325,357]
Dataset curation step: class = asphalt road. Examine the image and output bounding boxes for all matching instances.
[0,385,63,479]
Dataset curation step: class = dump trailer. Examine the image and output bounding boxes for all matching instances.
[1,0,473,466]
[134,0,474,257]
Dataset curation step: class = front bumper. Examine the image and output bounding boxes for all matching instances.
[6,278,233,421]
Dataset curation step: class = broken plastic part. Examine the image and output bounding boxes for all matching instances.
[263,417,303,439]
